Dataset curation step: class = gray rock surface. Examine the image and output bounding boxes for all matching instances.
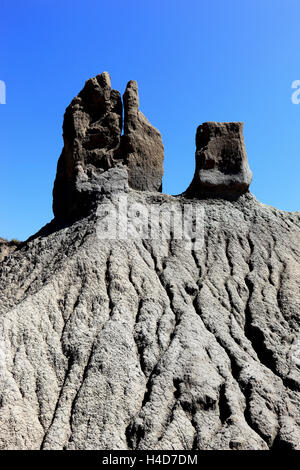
[185,122,253,198]
[0,74,299,450]
[0,191,299,450]
[0,238,20,263]
[53,73,164,222]
[123,81,164,192]
[53,72,123,221]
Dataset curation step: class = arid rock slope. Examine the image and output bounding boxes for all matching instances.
[0,238,20,263]
[0,73,299,450]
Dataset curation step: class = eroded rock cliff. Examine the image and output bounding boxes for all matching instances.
[0,74,299,450]
[53,72,164,221]
[185,121,252,198]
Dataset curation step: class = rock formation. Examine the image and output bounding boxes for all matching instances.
[123,80,164,192]
[185,122,252,198]
[0,74,299,450]
[0,238,20,263]
[53,72,164,221]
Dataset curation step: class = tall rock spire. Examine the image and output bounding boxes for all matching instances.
[53,73,164,221]
[53,72,123,220]
[122,80,164,192]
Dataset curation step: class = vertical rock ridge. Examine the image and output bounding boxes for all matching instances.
[122,80,164,192]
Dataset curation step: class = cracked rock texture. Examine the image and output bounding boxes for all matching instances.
[0,192,300,450]
[53,72,123,221]
[0,73,300,450]
[122,80,164,192]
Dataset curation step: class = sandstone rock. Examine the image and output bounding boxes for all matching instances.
[122,80,164,192]
[185,122,253,198]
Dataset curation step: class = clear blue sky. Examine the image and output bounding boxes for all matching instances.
[1,0,299,240]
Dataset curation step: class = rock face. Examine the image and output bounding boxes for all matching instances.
[0,74,300,450]
[53,73,164,221]
[1,194,300,451]
[53,72,123,221]
[185,122,252,198]
[123,81,164,192]
[0,238,20,263]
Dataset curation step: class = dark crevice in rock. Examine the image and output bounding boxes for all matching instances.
[40,355,75,449]
[218,383,232,424]
[193,293,270,445]
[104,251,114,316]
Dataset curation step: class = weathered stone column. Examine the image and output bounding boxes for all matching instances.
[185,122,252,198]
